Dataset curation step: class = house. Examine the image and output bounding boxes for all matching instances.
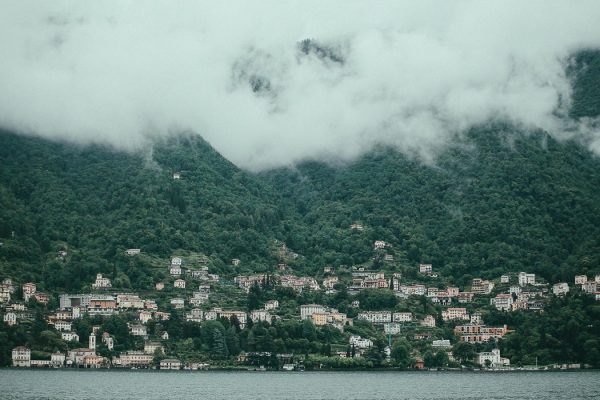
[470,313,483,325]
[174,279,186,289]
[161,331,169,340]
[552,282,569,296]
[265,300,279,310]
[22,283,37,301]
[442,308,469,321]
[509,285,522,295]
[67,348,96,366]
[155,282,165,291]
[500,275,510,284]
[190,291,209,306]
[61,331,80,342]
[357,311,392,324]
[454,324,509,342]
[129,324,147,337]
[91,273,112,288]
[392,312,413,323]
[323,276,339,289]
[432,339,452,348]
[117,351,153,368]
[116,294,144,309]
[350,223,364,231]
[374,240,386,250]
[145,300,158,310]
[171,257,183,266]
[54,320,72,331]
[384,323,402,335]
[144,341,164,355]
[170,265,182,276]
[471,279,494,294]
[139,311,152,324]
[170,298,185,309]
[4,312,17,326]
[421,315,436,328]
[476,349,510,367]
[349,335,373,349]
[186,308,204,323]
[323,266,335,274]
[457,292,474,303]
[51,352,65,367]
[12,346,31,367]
[83,355,104,368]
[419,264,433,275]
[518,272,536,287]
[160,358,182,370]
[351,300,360,308]
[125,249,141,256]
[300,304,327,320]
[583,281,597,294]
[88,295,117,316]
[574,275,588,285]
[251,310,273,323]
[88,334,96,350]
[491,294,513,311]
[231,258,241,266]
[173,172,181,180]
[33,292,49,304]
[384,254,394,262]
[102,332,114,350]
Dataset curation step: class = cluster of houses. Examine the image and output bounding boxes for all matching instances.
[3,246,600,370]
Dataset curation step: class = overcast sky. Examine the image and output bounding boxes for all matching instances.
[1,1,600,170]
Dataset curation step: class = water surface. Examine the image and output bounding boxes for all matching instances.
[1,369,598,400]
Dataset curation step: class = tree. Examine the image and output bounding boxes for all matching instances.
[211,328,229,360]
[391,339,413,368]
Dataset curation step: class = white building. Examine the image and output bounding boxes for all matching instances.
[432,339,452,348]
[582,281,597,294]
[54,320,72,331]
[160,358,181,370]
[442,308,469,321]
[22,283,36,302]
[374,240,386,249]
[575,275,588,285]
[186,308,204,323]
[250,310,273,323]
[419,264,433,274]
[552,282,570,296]
[3,312,17,326]
[61,331,79,342]
[265,300,279,310]
[170,298,185,309]
[12,346,31,367]
[384,323,402,335]
[300,304,327,320]
[91,273,112,288]
[174,279,186,289]
[357,311,392,324]
[349,335,373,349]
[125,249,141,256]
[170,265,182,276]
[392,312,413,323]
[421,315,436,328]
[491,294,513,311]
[518,272,536,287]
[500,275,510,284]
[171,257,183,266]
[476,349,510,368]
[130,324,147,337]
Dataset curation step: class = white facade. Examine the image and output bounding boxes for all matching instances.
[518,272,535,287]
[357,311,392,324]
[419,264,433,274]
[500,275,510,284]
[171,257,183,266]
[300,304,327,320]
[91,273,112,288]
[4,312,17,326]
[265,300,279,310]
[61,331,80,342]
[442,308,469,321]
[552,283,570,296]
[349,335,373,349]
[392,312,413,322]
[174,279,186,289]
[491,294,513,311]
[476,349,510,367]
[54,320,72,331]
[12,346,31,367]
[432,339,451,348]
[575,275,588,285]
[374,240,386,249]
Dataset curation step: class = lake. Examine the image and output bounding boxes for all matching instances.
[0,370,599,399]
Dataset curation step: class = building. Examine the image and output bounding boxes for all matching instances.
[170,265,182,276]
[139,311,152,324]
[392,312,413,323]
[518,272,536,287]
[160,359,182,370]
[22,283,37,301]
[442,308,469,321]
[432,339,452,348]
[582,281,597,294]
[454,324,509,342]
[173,172,181,179]
[61,331,80,342]
[476,349,510,367]
[67,348,96,366]
[231,258,241,266]
[4,312,17,326]
[471,279,494,294]
[88,295,117,316]
[12,346,31,367]
[421,315,436,328]
[155,282,165,291]
[374,240,386,250]
[419,264,433,275]
[171,257,183,266]
[250,310,273,323]
[174,279,186,289]
[117,351,153,368]
[117,294,144,309]
[349,335,373,349]
[357,311,392,324]
[186,308,204,323]
[265,300,279,310]
[129,324,147,337]
[170,298,185,309]
[300,304,327,320]
[574,275,588,285]
[125,249,141,256]
[59,294,92,310]
[323,276,339,289]
[457,292,474,303]
[384,323,402,335]
[500,275,510,284]
[91,273,112,288]
[350,223,364,231]
[54,320,72,331]
[491,294,513,311]
[552,282,569,296]
[51,352,65,367]
[144,341,164,355]
[102,332,114,350]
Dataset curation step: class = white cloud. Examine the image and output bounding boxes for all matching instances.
[1,0,599,170]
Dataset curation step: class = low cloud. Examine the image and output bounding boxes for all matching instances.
[1,1,600,170]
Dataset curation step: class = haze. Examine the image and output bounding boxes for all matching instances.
[1,1,600,170]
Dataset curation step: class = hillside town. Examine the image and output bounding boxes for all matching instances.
[1,238,599,371]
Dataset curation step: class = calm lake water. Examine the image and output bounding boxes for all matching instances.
[0,370,599,400]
